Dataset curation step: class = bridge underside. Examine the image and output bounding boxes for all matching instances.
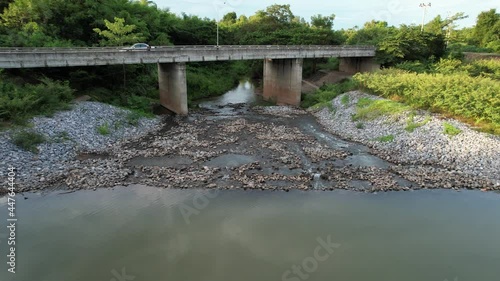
[159,57,379,115]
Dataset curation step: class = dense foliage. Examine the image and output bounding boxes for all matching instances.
[354,61,500,134]
[0,0,498,130]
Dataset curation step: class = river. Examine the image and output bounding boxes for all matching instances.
[1,81,499,281]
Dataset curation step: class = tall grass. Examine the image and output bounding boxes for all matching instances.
[0,77,74,124]
[354,67,500,134]
[301,79,358,109]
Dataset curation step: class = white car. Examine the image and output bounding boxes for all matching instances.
[121,43,155,51]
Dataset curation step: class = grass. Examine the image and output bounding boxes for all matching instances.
[341,94,350,106]
[354,67,500,135]
[54,131,72,142]
[443,122,462,136]
[96,122,110,135]
[125,111,141,126]
[356,122,364,129]
[11,130,46,153]
[352,99,410,121]
[374,134,395,142]
[405,113,431,133]
[301,79,358,109]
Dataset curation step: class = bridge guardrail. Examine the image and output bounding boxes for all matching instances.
[0,45,376,53]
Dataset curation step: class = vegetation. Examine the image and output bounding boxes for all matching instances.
[301,79,357,109]
[374,135,395,142]
[0,0,498,136]
[96,123,111,135]
[405,114,431,133]
[354,64,500,134]
[443,122,462,136]
[0,76,74,124]
[11,130,46,153]
[352,98,410,121]
[341,94,350,106]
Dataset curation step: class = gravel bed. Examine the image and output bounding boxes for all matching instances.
[0,101,162,188]
[313,91,500,187]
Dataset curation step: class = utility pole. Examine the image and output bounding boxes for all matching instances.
[419,2,431,32]
[216,1,227,46]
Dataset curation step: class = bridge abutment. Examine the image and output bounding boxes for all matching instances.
[263,58,303,106]
[158,62,188,115]
[339,57,380,74]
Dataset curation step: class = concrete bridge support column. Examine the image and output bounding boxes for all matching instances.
[339,57,380,74]
[158,62,188,115]
[263,58,303,106]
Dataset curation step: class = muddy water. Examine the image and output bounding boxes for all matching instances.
[1,187,500,281]
[2,82,500,281]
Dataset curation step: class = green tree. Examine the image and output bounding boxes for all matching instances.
[473,9,500,51]
[136,0,156,7]
[93,17,145,46]
[310,14,335,30]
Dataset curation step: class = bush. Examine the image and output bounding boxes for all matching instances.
[354,70,500,134]
[96,123,110,135]
[301,79,358,108]
[11,130,46,153]
[395,61,431,73]
[0,77,74,123]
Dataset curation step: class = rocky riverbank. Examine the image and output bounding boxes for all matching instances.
[312,91,500,189]
[1,93,499,195]
[0,101,162,194]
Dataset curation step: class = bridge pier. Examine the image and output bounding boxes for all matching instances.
[263,58,303,106]
[158,62,188,115]
[339,57,379,74]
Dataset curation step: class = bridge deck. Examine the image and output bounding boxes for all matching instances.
[0,45,376,69]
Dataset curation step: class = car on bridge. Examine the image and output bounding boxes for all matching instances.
[121,43,154,51]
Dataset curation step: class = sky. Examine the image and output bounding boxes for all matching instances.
[154,0,499,29]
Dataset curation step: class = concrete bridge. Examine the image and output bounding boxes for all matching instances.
[0,45,378,114]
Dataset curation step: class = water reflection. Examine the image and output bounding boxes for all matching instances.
[199,80,258,109]
[1,187,500,281]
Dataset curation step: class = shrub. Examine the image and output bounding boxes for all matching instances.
[11,130,46,153]
[0,77,74,123]
[395,61,430,73]
[97,123,110,135]
[301,79,358,108]
[354,70,500,134]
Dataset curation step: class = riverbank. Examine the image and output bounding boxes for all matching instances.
[0,101,162,194]
[0,91,499,195]
[311,91,500,189]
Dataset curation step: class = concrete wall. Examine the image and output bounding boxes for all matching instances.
[158,63,188,115]
[339,57,380,74]
[0,46,376,69]
[263,58,303,106]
